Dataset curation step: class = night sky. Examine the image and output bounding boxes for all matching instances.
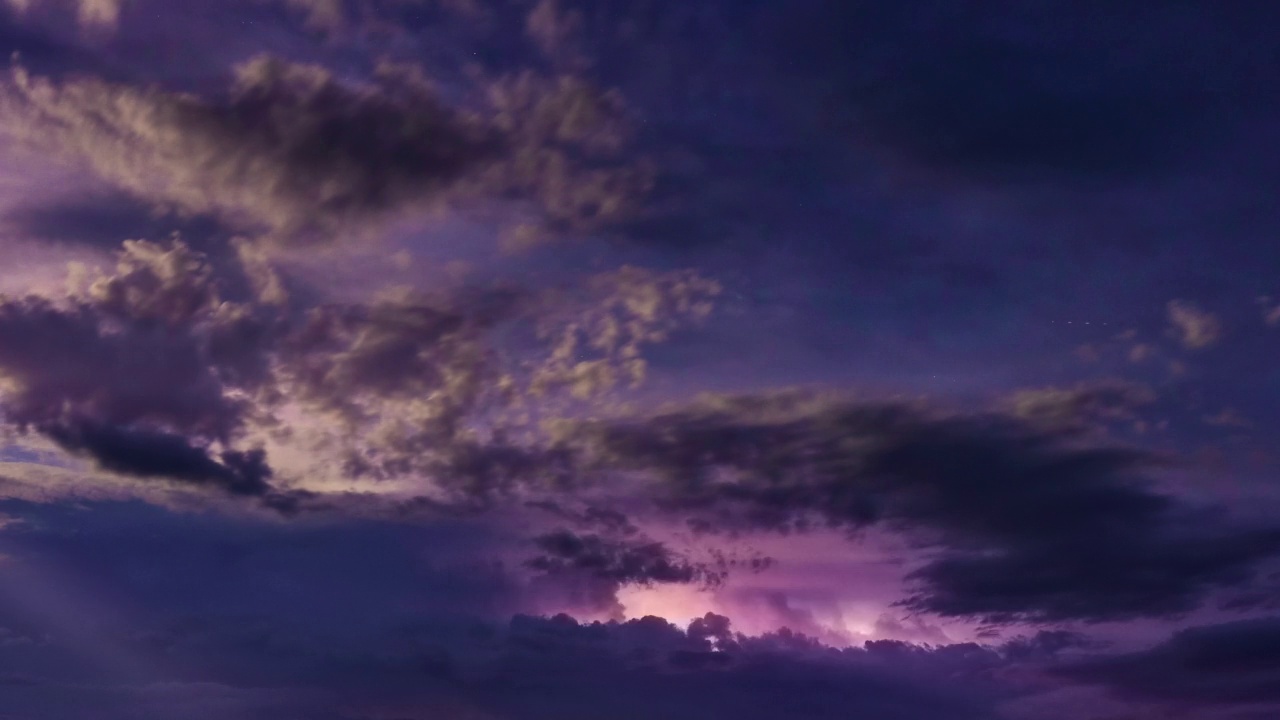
[1,1,1279,718]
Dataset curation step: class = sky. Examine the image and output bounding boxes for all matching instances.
[0,1,1279,718]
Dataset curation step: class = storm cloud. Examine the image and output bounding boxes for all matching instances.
[1056,617,1280,710]
[566,392,1280,623]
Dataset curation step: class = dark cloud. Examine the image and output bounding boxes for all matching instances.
[997,629,1095,662]
[0,242,279,478]
[42,419,271,496]
[0,241,271,503]
[524,529,720,619]
[0,292,250,440]
[902,526,1280,624]
[530,529,716,583]
[0,499,1036,720]
[1,191,224,249]
[526,500,639,535]
[769,0,1280,181]
[1056,618,1280,710]
[450,613,1007,720]
[567,392,1280,623]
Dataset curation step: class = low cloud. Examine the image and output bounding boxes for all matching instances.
[42,419,272,496]
[0,498,1065,720]
[1056,617,1280,710]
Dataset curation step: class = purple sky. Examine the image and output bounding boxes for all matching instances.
[1,1,1280,718]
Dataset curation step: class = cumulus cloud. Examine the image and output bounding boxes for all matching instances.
[0,238,719,509]
[0,242,263,438]
[0,55,649,245]
[0,240,280,498]
[1167,299,1223,349]
[287,265,719,492]
[559,391,1280,623]
[530,266,721,399]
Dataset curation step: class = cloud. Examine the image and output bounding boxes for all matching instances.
[0,253,255,440]
[1,190,222,249]
[1004,380,1156,434]
[527,530,714,587]
[0,238,719,507]
[563,391,1280,623]
[0,57,497,243]
[0,240,284,499]
[1056,617,1280,710]
[395,612,1015,720]
[5,0,122,28]
[0,54,651,245]
[41,420,272,496]
[0,498,1060,720]
[768,1,1272,181]
[1204,407,1252,429]
[1258,295,1280,326]
[267,0,484,33]
[525,528,725,618]
[1167,299,1223,349]
[525,500,639,535]
[272,0,343,30]
[287,266,718,491]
